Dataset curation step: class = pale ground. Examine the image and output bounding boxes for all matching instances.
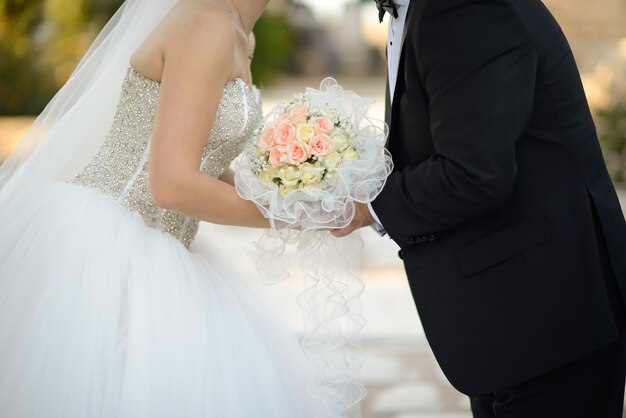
[1,76,625,417]
[197,188,626,418]
[209,76,626,417]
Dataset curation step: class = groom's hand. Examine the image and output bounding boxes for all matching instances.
[331,203,375,238]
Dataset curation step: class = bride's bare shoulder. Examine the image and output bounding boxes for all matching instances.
[132,1,236,79]
[165,0,237,43]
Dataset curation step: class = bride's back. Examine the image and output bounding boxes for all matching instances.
[69,0,264,247]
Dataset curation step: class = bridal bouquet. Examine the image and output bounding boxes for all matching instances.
[235,78,392,417]
[251,97,359,196]
[237,78,392,232]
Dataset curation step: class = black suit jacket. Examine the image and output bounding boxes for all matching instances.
[371,0,626,395]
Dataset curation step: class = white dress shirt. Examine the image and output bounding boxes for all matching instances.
[369,0,411,234]
[387,0,411,103]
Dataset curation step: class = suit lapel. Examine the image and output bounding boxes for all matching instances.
[401,0,416,48]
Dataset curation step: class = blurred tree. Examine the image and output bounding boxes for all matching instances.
[593,38,626,184]
[0,0,124,115]
[0,0,49,114]
[596,106,626,183]
[41,0,122,85]
[251,12,295,86]
[0,1,294,115]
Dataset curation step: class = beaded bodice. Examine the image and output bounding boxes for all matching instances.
[70,67,262,247]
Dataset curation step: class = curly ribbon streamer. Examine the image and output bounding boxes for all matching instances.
[236,78,393,417]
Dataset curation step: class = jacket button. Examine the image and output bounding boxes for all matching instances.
[398,250,404,260]
[428,233,438,242]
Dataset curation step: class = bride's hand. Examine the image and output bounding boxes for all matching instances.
[331,203,375,238]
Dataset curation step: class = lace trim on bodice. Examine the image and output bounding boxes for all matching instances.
[70,67,263,247]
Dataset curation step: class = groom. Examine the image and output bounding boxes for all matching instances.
[333,0,626,416]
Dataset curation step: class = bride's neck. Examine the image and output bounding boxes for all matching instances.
[231,0,268,34]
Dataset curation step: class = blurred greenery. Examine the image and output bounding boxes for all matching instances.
[251,13,295,87]
[596,105,626,183]
[0,1,294,115]
[0,0,124,115]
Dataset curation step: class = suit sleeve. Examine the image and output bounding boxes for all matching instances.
[371,0,538,247]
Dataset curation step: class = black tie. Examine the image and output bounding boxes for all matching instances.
[375,0,398,23]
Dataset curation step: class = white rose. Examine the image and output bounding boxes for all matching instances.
[280,183,298,195]
[342,147,359,161]
[281,165,300,186]
[259,170,273,183]
[330,131,349,152]
[322,151,342,170]
[296,123,316,143]
[266,165,281,179]
[299,163,323,185]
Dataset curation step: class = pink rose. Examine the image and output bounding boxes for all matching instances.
[269,147,284,167]
[309,134,333,157]
[313,117,334,134]
[259,127,276,152]
[275,123,296,146]
[287,141,311,165]
[289,105,309,126]
[275,113,290,125]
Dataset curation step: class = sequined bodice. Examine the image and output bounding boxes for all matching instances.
[70,67,262,247]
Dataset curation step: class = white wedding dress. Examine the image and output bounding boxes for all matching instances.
[0,68,319,417]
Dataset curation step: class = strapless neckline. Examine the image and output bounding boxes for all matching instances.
[128,66,258,94]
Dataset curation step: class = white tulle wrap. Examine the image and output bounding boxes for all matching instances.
[235,78,393,417]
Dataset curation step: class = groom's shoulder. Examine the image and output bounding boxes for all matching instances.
[419,0,524,21]
[416,0,530,35]
[419,0,559,31]
[417,0,528,48]
[413,0,539,72]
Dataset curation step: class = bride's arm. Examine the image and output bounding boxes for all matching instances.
[218,169,236,186]
[148,8,268,228]
[217,31,256,189]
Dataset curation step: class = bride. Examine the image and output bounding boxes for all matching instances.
[0,0,341,416]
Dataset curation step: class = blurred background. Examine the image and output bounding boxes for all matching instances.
[1,0,625,417]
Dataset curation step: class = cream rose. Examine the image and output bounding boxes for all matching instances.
[296,123,316,143]
[309,134,333,157]
[299,162,323,185]
[259,169,273,183]
[280,166,300,186]
[287,141,311,165]
[322,151,342,170]
[279,183,299,195]
[266,165,281,179]
[342,147,359,161]
[330,131,349,152]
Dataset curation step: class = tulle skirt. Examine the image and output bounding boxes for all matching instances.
[0,181,318,418]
